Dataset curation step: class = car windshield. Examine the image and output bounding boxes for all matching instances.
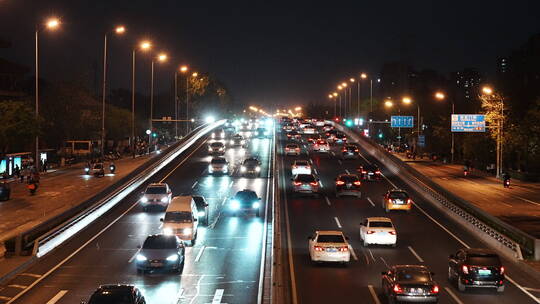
[88,291,133,304]
[210,143,223,147]
[235,191,258,202]
[295,161,309,166]
[192,196,205,204]
[146,186,167,194]
[211,158,227,164]
[389,192,408,199]
[93,164,103,169]
[369,221,393,228]
[317,234,345,243]
[467,254,501,266]
[244,159,258,165]
[164,211,192,223]
[295,174,316,182]
[396,269,431,282]
[143,236,177,249]
[339,175,358,182]
[286,145,298,149]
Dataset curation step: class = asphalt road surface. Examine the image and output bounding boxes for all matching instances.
[277,129,540,304]
[0,132,274,304]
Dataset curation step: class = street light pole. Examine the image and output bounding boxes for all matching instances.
[35,29,39,171]
[451,102,455,163]
[186,75,189,134]
[174,71,178,139]
[148,59,154,154]
[101,33,107,158]
[131,49,136,158]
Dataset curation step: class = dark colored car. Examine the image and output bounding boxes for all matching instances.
[193,195,209,225]
[241,157,261,176]
[341,144,360,159]
[85,284,146,304]
[229,189,262,217]
[448,248,505,292]
[287,130,301,140]
[334,132,347,144]
[381,265,439,303]
[358,164,381,180]
[335,174,362,198]
[135,234,185,273]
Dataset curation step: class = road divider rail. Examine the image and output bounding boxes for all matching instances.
[335,123,539,261]
[33,120,225,258]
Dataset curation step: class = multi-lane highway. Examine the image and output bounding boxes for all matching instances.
[277,127,540,304]
[0,131,274,304]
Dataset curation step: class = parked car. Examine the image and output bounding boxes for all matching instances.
[448,248,505,293]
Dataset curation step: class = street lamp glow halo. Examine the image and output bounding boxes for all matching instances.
[115,26,126,34]
[180,65,188,73]
[402,96,412,104]
[46,18,60,29]
[157,53,168,62]
[139,41,152,50]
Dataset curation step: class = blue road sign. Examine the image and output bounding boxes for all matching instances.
[451,114,486,132]
[391,116,414,128]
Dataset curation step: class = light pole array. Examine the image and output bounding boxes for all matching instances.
[434,91,455,163]
[148,53,168,153]
[35,17,61,171]
[481,86,505,178]
[131,40,152,158]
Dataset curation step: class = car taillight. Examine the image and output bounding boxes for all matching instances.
[342,149,347,152]
[375,170,381,174]
[393,284,403,294]
[336,180,345,185]
[293,165,297,168]
[314,246,324,251]
[407,199,412,204]
[388,231,396,235]
[354,149,359,152]
[431,285,440,294]
[462,265,469,274]
[295,148,300,151]
[388,199,393,204]
[362,171,367,174]
[500,266,505,275]
[310,182,318,186]
[353,181,361,186]
[367,230,375,234]
[294,182,302,186]
[339,246,348,252]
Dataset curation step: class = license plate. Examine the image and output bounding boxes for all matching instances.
[346,184,352,188]
[478,269,491,275]
[302,185,310,189]
[395,199,403,204]
[151,262,163,267]
[326,248,337,252]
[368,172,374,175]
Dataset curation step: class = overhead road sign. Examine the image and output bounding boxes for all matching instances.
[451,114,485,132]
[391,116,414,128]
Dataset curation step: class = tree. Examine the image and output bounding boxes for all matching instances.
[0,101,39,154]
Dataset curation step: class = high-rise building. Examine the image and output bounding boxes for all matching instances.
[449,68,482,112]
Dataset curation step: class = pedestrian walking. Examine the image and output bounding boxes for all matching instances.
[14,165,20,179]
[42,160,48,172]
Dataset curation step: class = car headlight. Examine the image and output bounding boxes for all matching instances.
[182,228,192,235]
[166,254,179,262]
[252,202,260,209]
[241,140,246,144]
[84,167,90,173]
[160,197,169,203]
[241,166,246,172]
[255,166,261,172]
[198,211,206,217]
[136,254,147,261]
[211,133,215,138]
[230,140,234,145]
[208,147,212,151]
[163,228,173,235]
[208,165,213,172]
[230,200,240,210]
[140,196,148,203]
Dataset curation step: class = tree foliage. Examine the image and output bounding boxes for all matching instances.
[0,100,39,154]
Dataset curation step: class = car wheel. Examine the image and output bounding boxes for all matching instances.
[458,276,466,292]
[497,285,505,293]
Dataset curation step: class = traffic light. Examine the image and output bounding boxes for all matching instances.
[345,119,353,127]
[378,133,383,139]
[152,132,157,138]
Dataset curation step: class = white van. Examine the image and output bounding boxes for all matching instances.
[160,196,199,245]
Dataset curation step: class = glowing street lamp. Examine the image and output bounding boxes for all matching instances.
[434,91,445,100]
[46,18,60,29]
[115,25,126,34]
[140,41,152,50]
[482,86,493,95]
[384,100,394,108]
[149,52,169,153]
[402,96,412,104]
[180,65,188,73]
[192,72,198,77]
[350,78,355,82]
[360,73,368,79]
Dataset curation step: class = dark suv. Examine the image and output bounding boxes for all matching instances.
[448,248,505,293]
[85,284,146,304]
[341,144,359,159]
[358,164,381,181]
[335,174,361,198]
[382,265,439,303]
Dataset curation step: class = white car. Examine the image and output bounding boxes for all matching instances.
[208,157,229,175]
[308,230,350,264]
[140,183,172,211]
[312,139,330,153]
[315,120,325,127]
[359,217,397,247]
[303,126,316,134]
[292,160,311,175]
[285,144,300,156]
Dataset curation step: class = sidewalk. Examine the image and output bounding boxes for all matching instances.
[393,153,540,238]
[0,154,156,245]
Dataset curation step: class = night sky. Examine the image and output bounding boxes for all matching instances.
[1,0,540,108]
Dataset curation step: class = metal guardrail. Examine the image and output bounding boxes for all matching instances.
[335,124,539,260]
[32,120,225,257]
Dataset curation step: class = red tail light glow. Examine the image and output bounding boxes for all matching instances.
[336,180,345,185]
[310,182,318,186]
[431,285,440,294]
[367,230,375,234]
[500,266,505,275]
[293,182,302,186]
[388,231,397,235]
[339,246,348,252]
[314,246,324,251]
[407,199,412,204]
[393,284,403,294]
[375,170,381,174]
[462,265,469,274]
[295,148,300,151]
[362,171,367,174]
[353,181,361,186]
[355,149,359,152]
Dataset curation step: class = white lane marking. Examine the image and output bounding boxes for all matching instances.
[368,249,375,262]
[160,140,208,182]
[325,196,331,206]
[0,296,12,301]
[338,159,342,165]
[46,290,68,304]
[309,159,314,165]
[211,289,224,304]
[314,168,318,175]
[407,246,424,262]
[229,180,234,188]
[345,169,350,174]
[7,285,27,289]
[128,250,140,263]
[17,273,41,278]
[524,287,540,293]
[191,181,198,189]
[367,197,375,207]
[499,201,513,207]
[173,288,184,303]
[516,196,540,206]
[195,245,206,262]
[348,245,358,261]
[221,197,227,206]
[444,287,464,304]
[367,285,381,304]
[380,256,390,268]
[319,180,324,188]
[334,217,342,228]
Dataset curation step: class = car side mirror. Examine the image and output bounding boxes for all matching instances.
[431,272,435,276]
[307,236,312,240]
[449,254,455,259]
[160,218,164,222]
[381,271,387,276]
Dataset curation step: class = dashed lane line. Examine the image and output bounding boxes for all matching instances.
[367,197,375,207]
[192,181,198,189]
[345,169,350,174]
[334,217,342,228]
[325,196,331,206]
[17,273,41,279]
[407,246,424,263]
[128,250,140,263]
[195,245,206,262]
[211,289,225,304]
[46,290,68,304]
[444,287,464,304]
[348,245,358,261]
[367,285,381,304]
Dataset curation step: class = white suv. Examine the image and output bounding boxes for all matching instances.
[308,231,350,264]
[140,183,172,211]
[291,160,311,175]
